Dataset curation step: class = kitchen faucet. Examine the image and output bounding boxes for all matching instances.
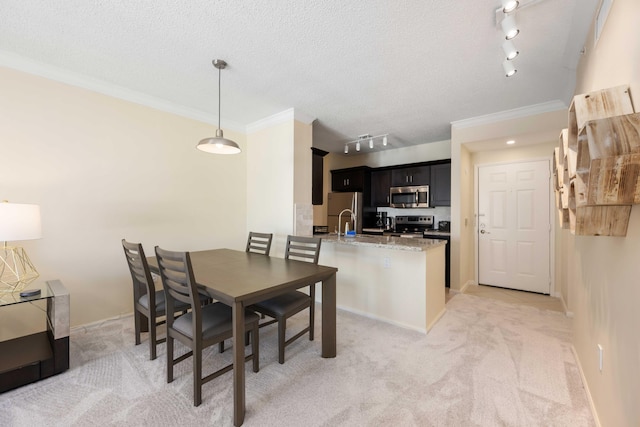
[338,208,355,236]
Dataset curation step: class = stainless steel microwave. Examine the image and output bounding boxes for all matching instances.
[390,185,429,208]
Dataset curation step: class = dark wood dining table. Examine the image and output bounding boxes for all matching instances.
[147,248,338,426]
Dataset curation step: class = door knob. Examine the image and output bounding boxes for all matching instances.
[480,229,490,234]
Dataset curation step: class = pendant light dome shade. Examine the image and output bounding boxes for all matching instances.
[196,59,241,155]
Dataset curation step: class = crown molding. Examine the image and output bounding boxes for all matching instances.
[0,50,246,132]
[451,100,567,129]
[246,108,316,134]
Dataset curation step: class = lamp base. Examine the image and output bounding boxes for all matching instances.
[0,246,39,295]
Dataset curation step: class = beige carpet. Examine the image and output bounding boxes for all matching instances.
[0,293,594,426]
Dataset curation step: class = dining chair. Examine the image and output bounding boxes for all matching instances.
[155,246,260,406]
[245,231,273,255]
[220,231,274,354]
[122,239,192,360]
[249,235,321,364]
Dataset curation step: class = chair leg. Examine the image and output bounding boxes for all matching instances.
[219,341,225,353]
[149,315,157,360]
[134,309,142,345]
[309,284,315,341]
[278,317,286,364]
[166,334,174,383]
[251,323,259,373]
[193,342,202,406]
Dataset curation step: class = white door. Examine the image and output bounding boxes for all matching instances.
[478,160,551,294]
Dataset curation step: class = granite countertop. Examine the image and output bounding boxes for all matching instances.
[421,230,451,237]
[320,233,447,252]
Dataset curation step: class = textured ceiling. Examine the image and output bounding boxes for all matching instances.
[0,0,599,153]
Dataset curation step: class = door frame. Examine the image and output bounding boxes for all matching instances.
[473,156,556,296]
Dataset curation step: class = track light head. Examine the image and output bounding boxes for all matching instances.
[501,0,519,13]
[501,15,519,40]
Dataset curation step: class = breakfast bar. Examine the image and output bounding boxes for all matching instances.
[319,234,446,333]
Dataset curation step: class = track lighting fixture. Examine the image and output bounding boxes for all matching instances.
[342,133,390,154]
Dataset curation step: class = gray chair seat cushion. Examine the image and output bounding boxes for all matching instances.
[173,302,260,340]
[138,290,203,314]
[253,291,309,317]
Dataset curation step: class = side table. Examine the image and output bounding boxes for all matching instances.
[0,279,70,392]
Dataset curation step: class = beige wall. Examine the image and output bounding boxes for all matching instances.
[246,120,294,256]
[0,66,247,335]
[567,0,640,424]
[246,117,313,256]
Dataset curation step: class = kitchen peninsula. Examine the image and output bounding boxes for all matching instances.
[318,234,446,333]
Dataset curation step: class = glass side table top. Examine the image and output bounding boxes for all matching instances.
[0,282,52,307]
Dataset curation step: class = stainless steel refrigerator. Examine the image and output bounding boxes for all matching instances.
[327,192,363,234]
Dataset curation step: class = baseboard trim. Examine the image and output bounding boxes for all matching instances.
[571,345,601,427]
[557,293,574,318]
[336,304,427,334]
[71,312,134,333]
[426,307,447,332]
[459,280,475,294]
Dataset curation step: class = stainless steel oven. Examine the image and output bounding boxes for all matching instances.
[390,185,429,208]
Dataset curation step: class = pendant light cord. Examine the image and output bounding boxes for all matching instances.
[218,65,222,131]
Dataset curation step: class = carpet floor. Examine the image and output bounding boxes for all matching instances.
[0,293,595,426]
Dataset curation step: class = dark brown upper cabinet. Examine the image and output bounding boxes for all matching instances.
[430,162,451,206]
[391,165,431,186]
[331,166,371,193]
[370,169,391,207]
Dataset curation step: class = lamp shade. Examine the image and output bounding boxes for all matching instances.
[0,202,42,242]
[197,129,241,154]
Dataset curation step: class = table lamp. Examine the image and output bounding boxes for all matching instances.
[0,201,42,294]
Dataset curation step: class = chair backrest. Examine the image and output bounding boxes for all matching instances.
[284,235,321,264]
[246,232,273,255]
[122,239,155,304]
[154,247,201,328]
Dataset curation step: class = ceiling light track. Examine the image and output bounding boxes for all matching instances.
[496,0,524,77]
[343,133,388,154]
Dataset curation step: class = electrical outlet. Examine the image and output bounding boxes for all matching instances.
[598,344,603,372]
[383,257,391,269]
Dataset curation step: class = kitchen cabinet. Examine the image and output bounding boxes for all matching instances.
[311,148,328,205]
[391,165,430,186]
[370,169,391,206]
[331,166,371,192]
[430,162,451,206]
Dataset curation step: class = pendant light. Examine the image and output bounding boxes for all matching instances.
[197,59,241,154]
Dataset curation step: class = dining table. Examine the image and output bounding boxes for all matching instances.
[147,248,338,426]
